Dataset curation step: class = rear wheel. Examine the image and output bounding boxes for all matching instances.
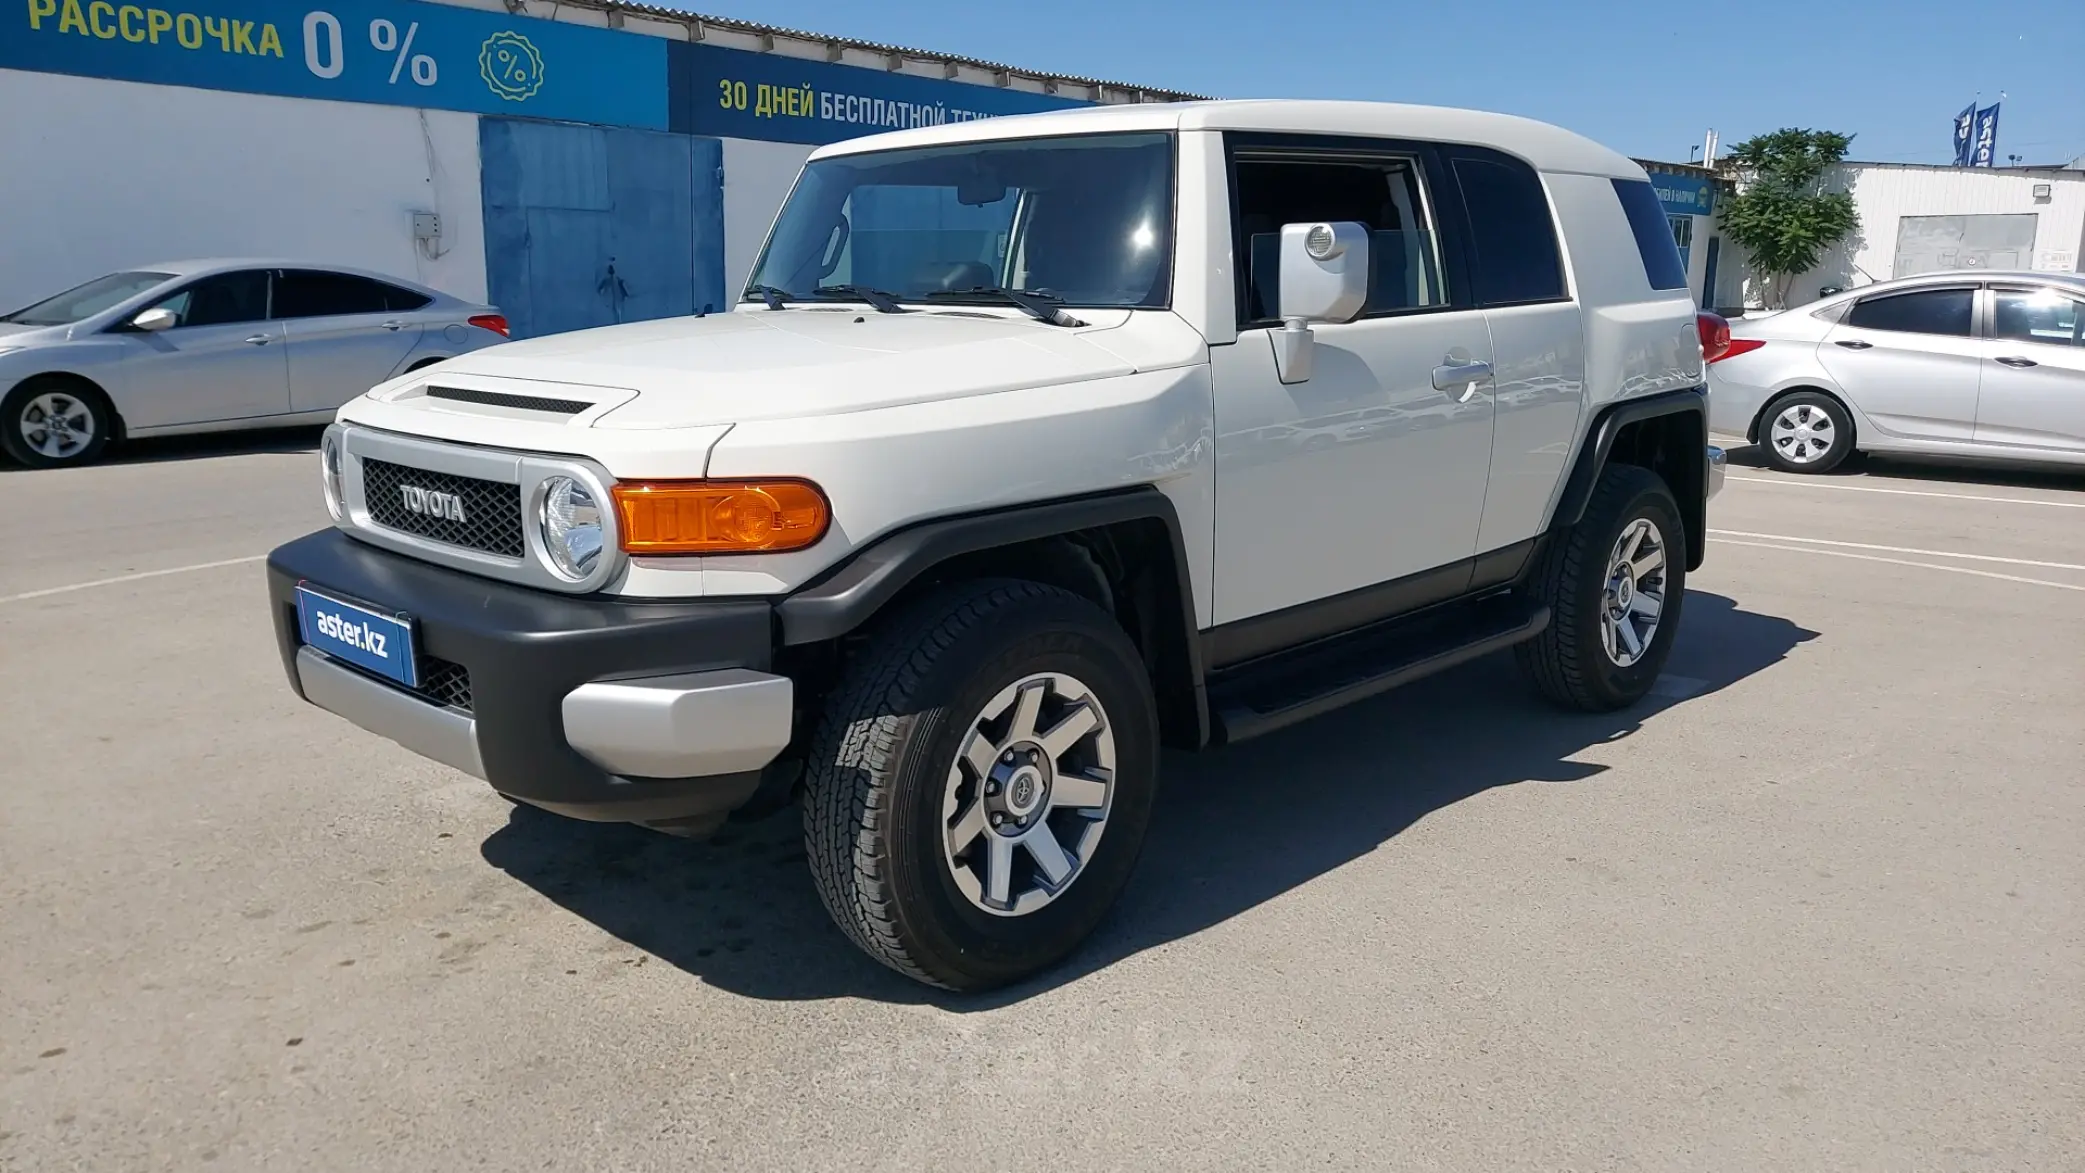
[1516,463,1687,711]
[801,579,1159,991]
[1757,390,1853,474]
[1,377,113,468]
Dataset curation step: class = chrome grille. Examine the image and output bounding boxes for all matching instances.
[360,459,525,558]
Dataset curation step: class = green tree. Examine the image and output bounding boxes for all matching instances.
[1720,129,1860,309]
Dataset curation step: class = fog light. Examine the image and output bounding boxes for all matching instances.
[540,476,604,580]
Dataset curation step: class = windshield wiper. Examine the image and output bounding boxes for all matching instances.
[811,284,910,315]
[744,284,792,310]
[922,286,1086,328]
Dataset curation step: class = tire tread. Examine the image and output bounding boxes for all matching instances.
[1517,463,1674,711]
[802,579,1075,990]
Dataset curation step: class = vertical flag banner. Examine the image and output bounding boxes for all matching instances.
[1952,104,1976,166]
[1971,103,2001,167]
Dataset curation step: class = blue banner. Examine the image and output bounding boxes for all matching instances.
[3,0,668,128]
[669,41,1090,145]
[1952,104,1976,166]
[1647,172,1716,218]
[1970,103,2001,167]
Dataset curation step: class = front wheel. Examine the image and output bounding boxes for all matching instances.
[801,579,1159,991]
[1517,463,1687,711]
[1,378,113,468]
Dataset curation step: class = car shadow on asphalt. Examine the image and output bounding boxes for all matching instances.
[478,591,1817,1007]
[0,424,324,473]
[1723,441,2085,491]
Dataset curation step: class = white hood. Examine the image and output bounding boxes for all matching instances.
[412,308,1146,430]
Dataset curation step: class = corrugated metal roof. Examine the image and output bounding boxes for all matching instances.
[542,0,1207,101]
[1635,158,1720,180]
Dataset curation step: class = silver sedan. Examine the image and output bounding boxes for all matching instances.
[0,260,507,468]
[1707,271,2085,473]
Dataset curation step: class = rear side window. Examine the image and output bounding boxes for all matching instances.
[273,271,431,318]
[1845,288,1973,337]
[1611,179,1690,291]
[1451,156,1565,305]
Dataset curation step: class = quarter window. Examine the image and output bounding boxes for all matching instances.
[146,270,271,329]
[1610,179,1689,292]
[1454,156,1567,304]
[272,271,431,318]
[1231,151,1448,324]
[1845,288,1974,337]
[1992,287,2084,348]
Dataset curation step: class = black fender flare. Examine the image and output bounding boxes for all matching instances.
[1550,386,1709,570]
[777,485,1210,747]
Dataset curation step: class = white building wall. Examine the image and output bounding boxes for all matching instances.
[1838,165,2085,281]
[721,137,816,300]
[0,69,487,312]
[1740,163,2085,307]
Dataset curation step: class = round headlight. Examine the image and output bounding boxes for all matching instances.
[320,431,344,520]
[540,476,605,580]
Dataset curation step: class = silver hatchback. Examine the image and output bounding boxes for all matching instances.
[0,260,508,468]
[1707,271,2085,473]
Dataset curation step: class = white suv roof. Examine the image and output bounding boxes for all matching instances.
[810,98,1643,179]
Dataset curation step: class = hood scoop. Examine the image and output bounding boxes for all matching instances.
[424,385,591,415]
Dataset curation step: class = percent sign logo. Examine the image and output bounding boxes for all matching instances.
[479,31,545,103]
[369,18,436,86]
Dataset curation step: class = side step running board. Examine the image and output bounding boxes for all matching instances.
[1208,597,1549,745]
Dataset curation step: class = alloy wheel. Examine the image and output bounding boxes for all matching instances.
[1600,517,1668,668]
[18,392,96,461]
[941,671,1115,917]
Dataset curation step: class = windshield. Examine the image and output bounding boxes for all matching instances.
[747,132,1174,309]
[3,270,175,326]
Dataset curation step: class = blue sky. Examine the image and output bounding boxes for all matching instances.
[686,0,2084,166]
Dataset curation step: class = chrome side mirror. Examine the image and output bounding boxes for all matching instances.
[132,307,178,332]
[1272,221,1370,384]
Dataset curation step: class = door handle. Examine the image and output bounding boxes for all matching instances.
[1834,339,1873,350]
[379,320,405,331]
[243,334,272,346]
[1432,359,1493,403]
[1995,355,2039,368]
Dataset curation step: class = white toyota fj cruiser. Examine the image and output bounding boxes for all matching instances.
[267,100,1728,990]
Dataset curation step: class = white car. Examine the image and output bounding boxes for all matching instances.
[264,99,1725,990]
[0,260,508,468]
[1707,272,2085,473]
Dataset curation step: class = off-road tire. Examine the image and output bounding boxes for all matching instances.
[1516,463,1687,711]
[801,579,1160,991]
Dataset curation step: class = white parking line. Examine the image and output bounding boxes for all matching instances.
[1725,474,2085,510]
[1708,529,2085,573]
[0,555,265,605]
[1710,538,2085,593]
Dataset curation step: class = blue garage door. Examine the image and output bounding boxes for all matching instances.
[480,119,724,340]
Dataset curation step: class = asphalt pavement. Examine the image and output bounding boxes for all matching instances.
[4,430,2081,1171]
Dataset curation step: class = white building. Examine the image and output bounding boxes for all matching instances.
[1719,161,2085,310]
[0,0,1195,336]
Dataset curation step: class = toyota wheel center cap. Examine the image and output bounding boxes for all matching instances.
[1006,769,1042,816]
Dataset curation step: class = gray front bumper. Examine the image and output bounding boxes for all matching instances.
[1707,445,1727,500]
[295,647,792,784]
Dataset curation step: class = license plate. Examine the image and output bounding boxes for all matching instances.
[296,585,418,688]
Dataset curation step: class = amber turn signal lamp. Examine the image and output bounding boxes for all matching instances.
[611,480,830,554]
